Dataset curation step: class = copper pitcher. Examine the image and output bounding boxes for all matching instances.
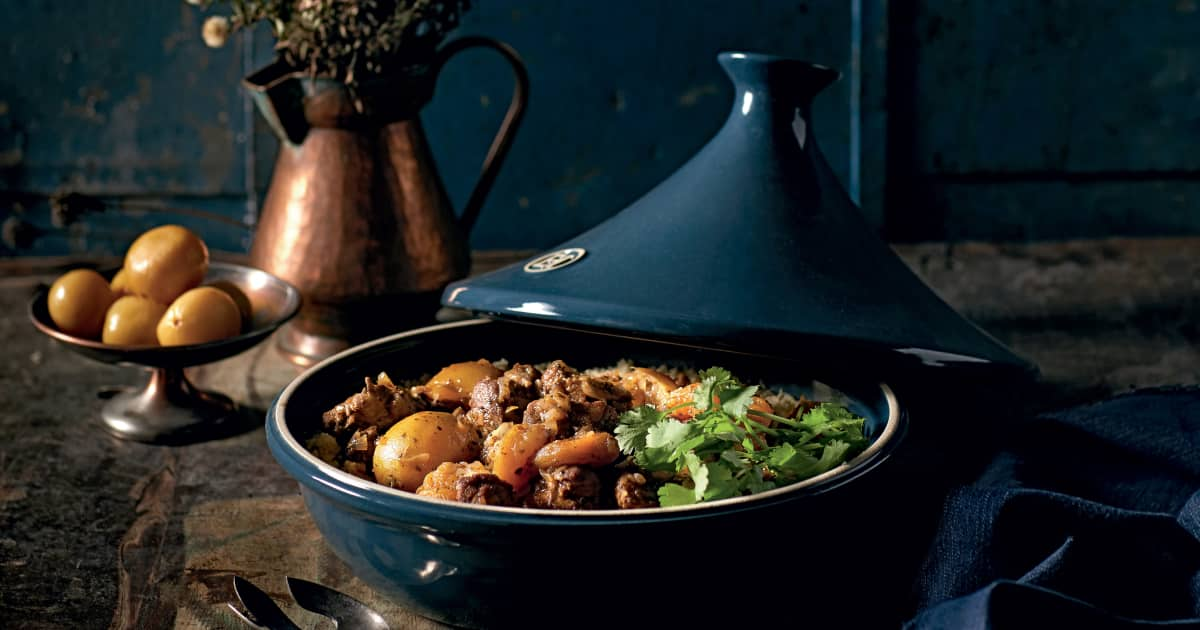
[244,37,528,366]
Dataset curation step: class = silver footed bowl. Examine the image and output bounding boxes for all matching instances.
[29,261,302,444]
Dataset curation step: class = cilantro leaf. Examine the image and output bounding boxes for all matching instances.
[676,434,711,457]
[658,483,697,507]
[801,402,858,427]
[684,452,708,501]
[738,466,775,495]
[697,366,733,383]
[700,460,740,502]
[767,439,858,482]
[767,442,824,480]
[816,439,853,471]
[637,418,696,470]
[646,418,694,451]
[693,367,735,412]
[615,405,665,455]
[718,383,759,418]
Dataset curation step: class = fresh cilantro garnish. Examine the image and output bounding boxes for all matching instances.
[658,483,696,507]
[614,405,663,454]
[615,367,869,506]
[692,367,734,412]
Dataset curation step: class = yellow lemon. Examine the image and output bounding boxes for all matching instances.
[205,279,253,329]
[102,296,167,346]
[109,268,134,297]
[156,287,242,346]
[124,225,209,305]
[47,269,115,339]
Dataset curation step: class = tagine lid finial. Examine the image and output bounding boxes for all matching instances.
[443,51,1035,374]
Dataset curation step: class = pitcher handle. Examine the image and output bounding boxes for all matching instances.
[432,36,529,235]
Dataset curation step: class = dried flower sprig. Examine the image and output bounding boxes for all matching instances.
[189,0,472,85]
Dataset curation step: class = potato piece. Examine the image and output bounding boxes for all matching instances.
[532,431,620,469]
[413,359,503,409]
[373,411,481,491]
[486,422,553,492]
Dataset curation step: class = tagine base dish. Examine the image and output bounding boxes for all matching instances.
[267,318,906,629]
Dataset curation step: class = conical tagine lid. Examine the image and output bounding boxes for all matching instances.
[444,52,1035,374]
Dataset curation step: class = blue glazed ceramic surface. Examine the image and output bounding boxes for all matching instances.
[443,52,1034,376]
[267,319,906,628]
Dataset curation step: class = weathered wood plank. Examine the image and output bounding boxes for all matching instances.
[918,178,1200,241]
[911,0,1200,174]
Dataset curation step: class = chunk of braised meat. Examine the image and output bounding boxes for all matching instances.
[525,373,630,438]
[523,392,572,437]
[344,426,378,464]
[498,363,540,410]
[580,375,633,412]
[322,374,422,436]
[465,377,506,435]
[528,465,603,510]
[539,361,635,412]
[615,471,659,509]
[522,394,618,438]
[537,360,579,398]
[456,474,518,506]
[570,400,620,434]
[465,364,545,435]
[416,461,518,506]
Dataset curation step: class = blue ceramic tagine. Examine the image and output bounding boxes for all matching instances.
[444,51,1034,376]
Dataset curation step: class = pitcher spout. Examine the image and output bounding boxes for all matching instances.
[243,60,310,146]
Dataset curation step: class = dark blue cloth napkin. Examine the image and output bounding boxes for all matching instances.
[906,386,1200,629]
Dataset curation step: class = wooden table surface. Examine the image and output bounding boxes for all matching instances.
[1,239,1197,629]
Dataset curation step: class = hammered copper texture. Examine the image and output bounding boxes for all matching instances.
[250,118,469,334]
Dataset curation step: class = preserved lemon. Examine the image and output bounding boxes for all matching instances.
[102,296,167,346]
[156,287,241,346]
[109,268,133,297]
[47,269,115,339]
[205,280,252,328]
[123,225,209,305]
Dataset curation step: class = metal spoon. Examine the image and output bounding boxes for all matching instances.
[286,576,391,630]
[229,576,302,630]
[228,575,390,630]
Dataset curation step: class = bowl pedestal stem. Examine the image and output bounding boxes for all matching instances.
[100,367,244,444]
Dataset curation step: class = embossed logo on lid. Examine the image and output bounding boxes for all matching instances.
[523,248,586,273]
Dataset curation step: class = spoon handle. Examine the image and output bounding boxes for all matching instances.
[231,576,303,630]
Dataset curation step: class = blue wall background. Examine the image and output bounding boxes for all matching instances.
[0,1,1196,258]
